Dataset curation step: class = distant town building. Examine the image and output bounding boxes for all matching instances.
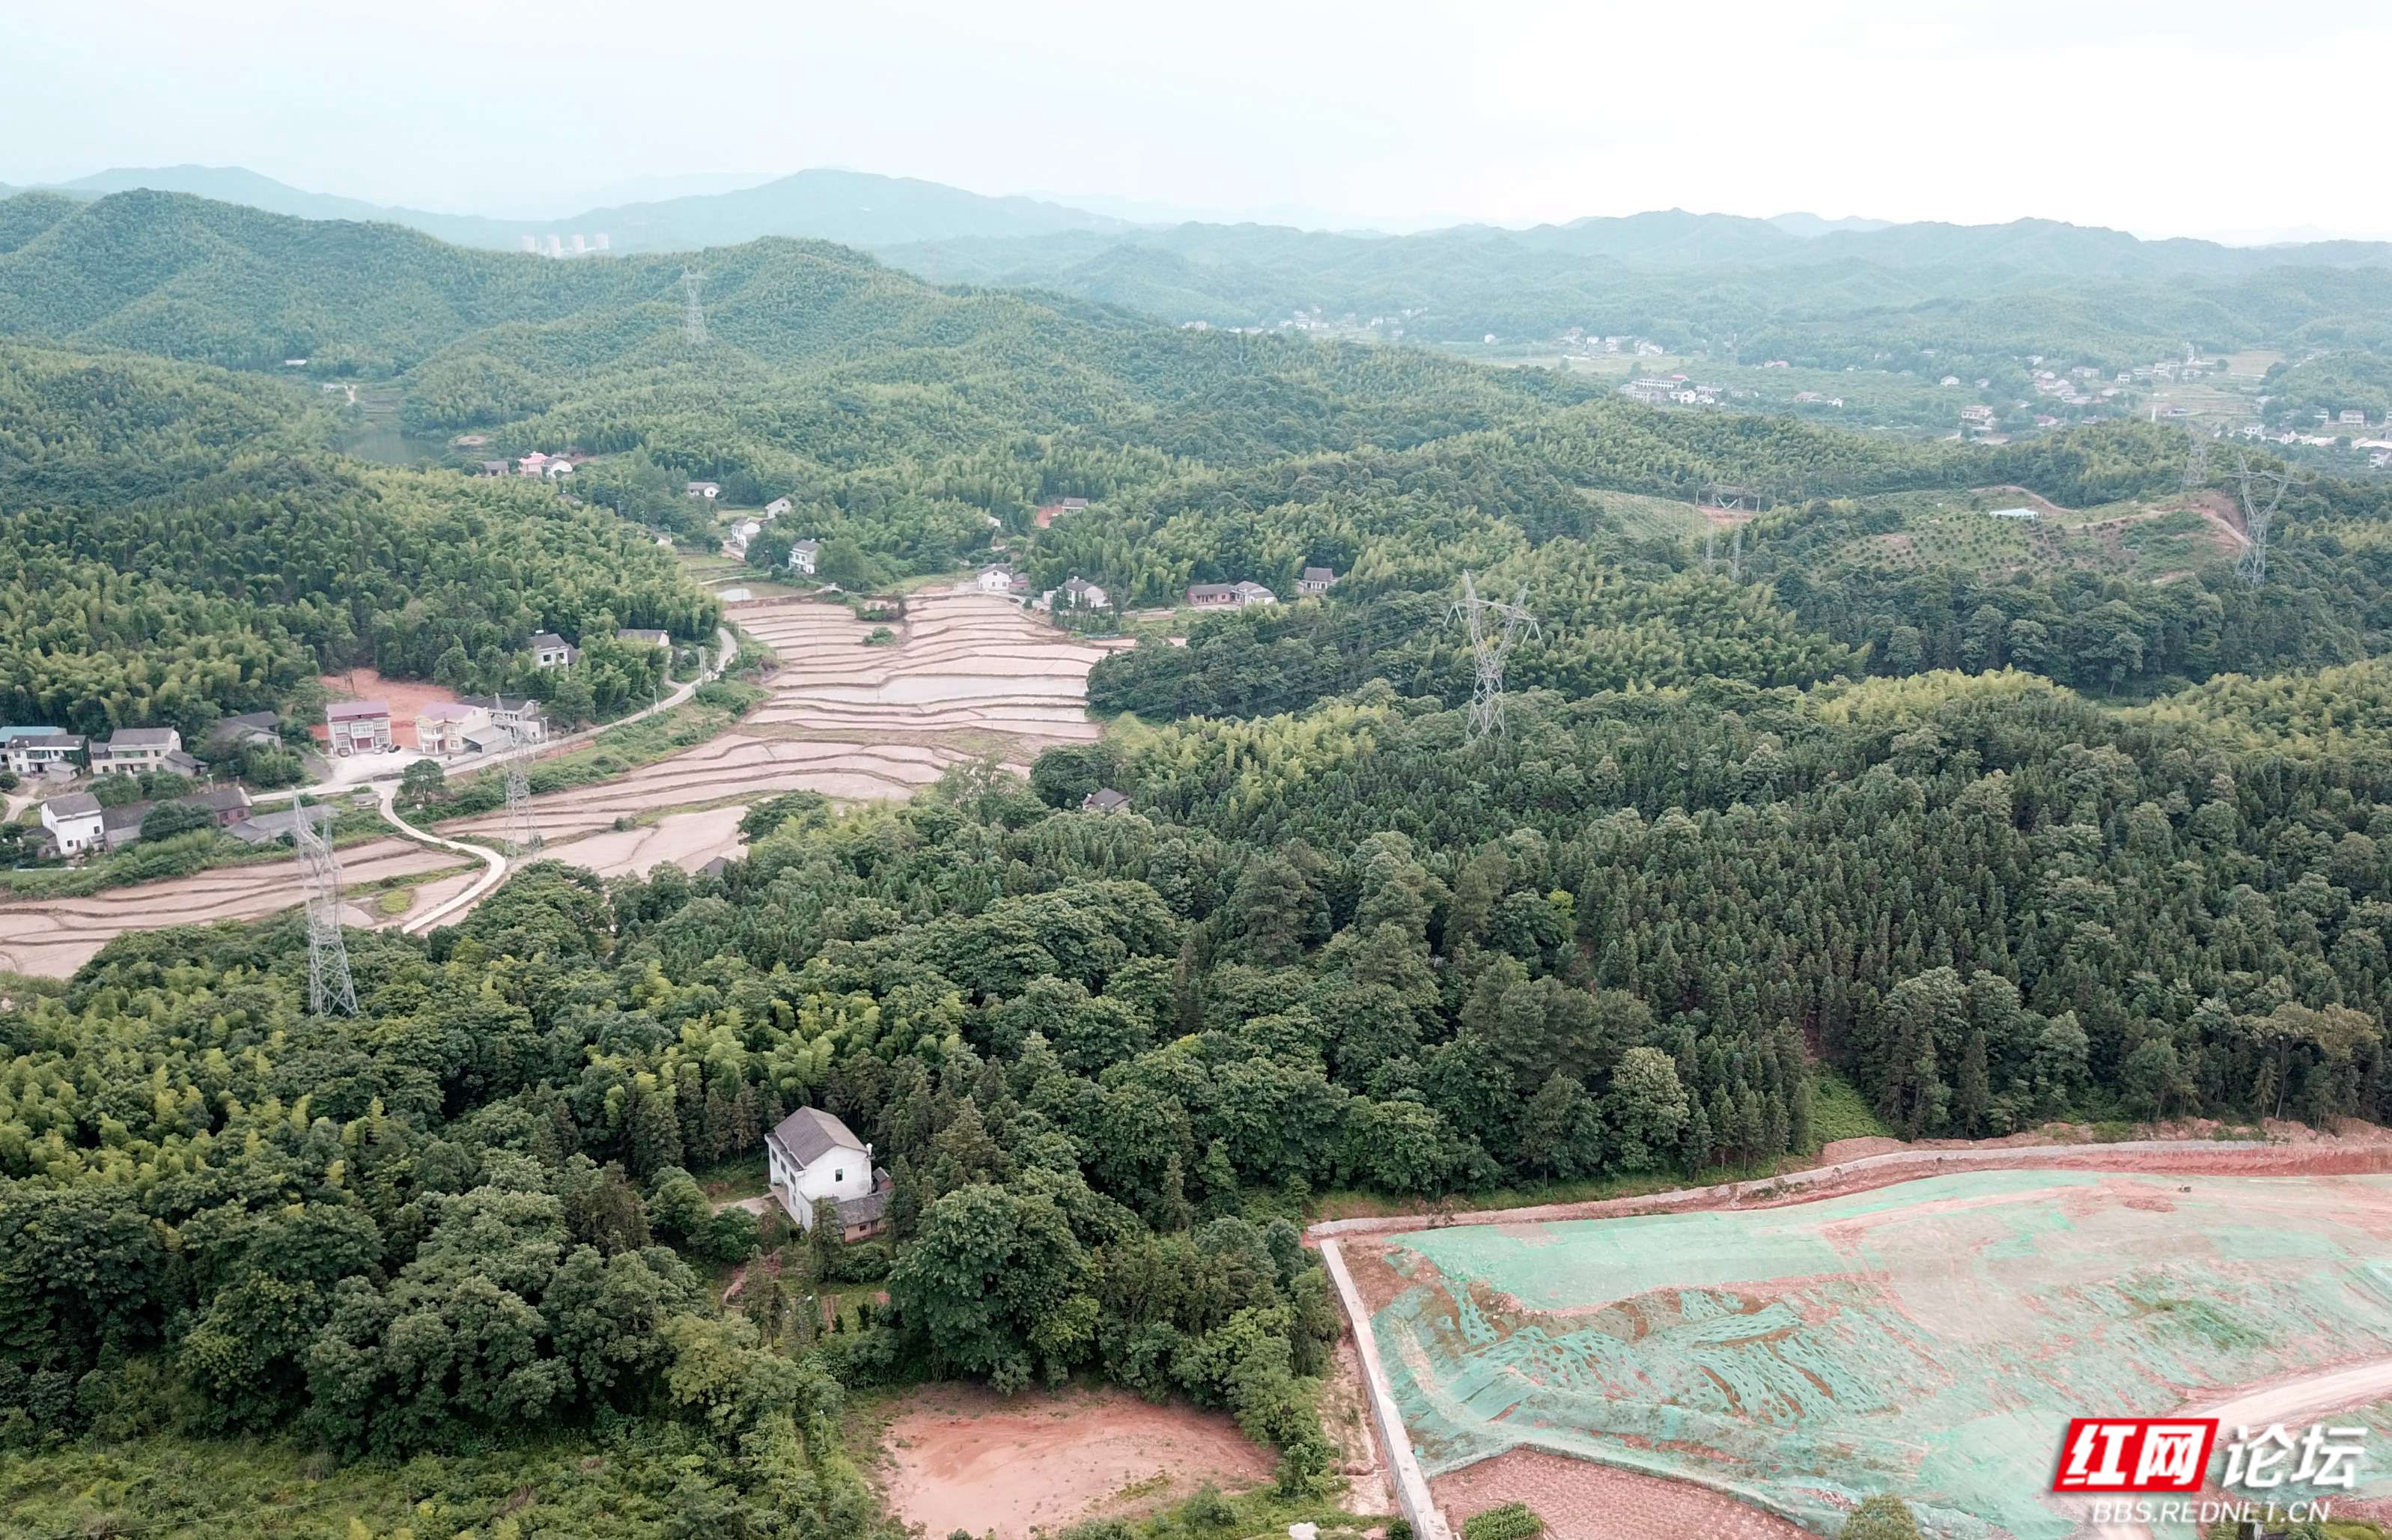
[788,538,821,576]
[1297,566,1341,596]
[1231,581,1278,606]
[763,496,793,520]
[1985,507,2039,520]
[1082,788,1131,814]
[1034,496,1092,529]
[686,481,721,499]
[1185,582,1238,607]
[1060,576,1110,609]
[977,566,1015,594]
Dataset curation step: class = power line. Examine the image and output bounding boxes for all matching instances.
[503,723,541,859]
[1446,571,1540,740]
[295,807,358,1017]
[2229,451,2298,588]
[681,270,707,348]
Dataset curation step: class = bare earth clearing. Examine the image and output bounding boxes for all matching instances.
[442,592,1111,880]
[876,1382,1275,1539]
[0,839,475,977]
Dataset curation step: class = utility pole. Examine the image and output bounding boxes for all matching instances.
[2230,452,2297,588]
[296,809,359,1017]
[1447,571,1539,740]
[1730,523,1744,582]
[503,725,540,858]
[681,270,707,348]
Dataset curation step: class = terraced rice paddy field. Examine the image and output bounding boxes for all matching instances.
[1358,1170,2392,1539]
[440,591,1115,877]
[0,593,1113,971]
[0,839,478,977]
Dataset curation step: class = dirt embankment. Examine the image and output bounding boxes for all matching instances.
[1309,1124,2392,1241]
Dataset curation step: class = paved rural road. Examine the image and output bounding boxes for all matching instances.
[2067,1354,2392,1539]
[379,624,742,934]
[380,783,506,935]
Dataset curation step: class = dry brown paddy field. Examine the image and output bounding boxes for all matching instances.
[0,839,479,978]
[439,591,1117,880]
[0,593,1113,971]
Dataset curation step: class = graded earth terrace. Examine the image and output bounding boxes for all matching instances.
[1358,1170,2392,1540]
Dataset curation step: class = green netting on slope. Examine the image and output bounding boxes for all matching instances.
[1373,1171,2392,1540]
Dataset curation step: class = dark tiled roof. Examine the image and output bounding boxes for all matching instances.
[46,791,102,817]
[767,1106,865,1166]
[107,727,179,746]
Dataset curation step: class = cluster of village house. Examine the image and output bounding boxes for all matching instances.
[7,628,678,865]
[3,719,316,860]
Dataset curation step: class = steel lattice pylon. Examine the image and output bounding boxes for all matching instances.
[681,270,707,347]
[1447,571,1540,740]
[502,724,541,858]
[296,808,359,1017]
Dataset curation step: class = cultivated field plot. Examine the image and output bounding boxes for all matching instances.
[1364,1170,2392,1540]
[442,593,1111,877]
[0,839,475,976]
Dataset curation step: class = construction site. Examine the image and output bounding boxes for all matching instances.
[1325,1145,2392,1540]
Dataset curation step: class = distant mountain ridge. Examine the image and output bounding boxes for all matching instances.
[14,165,2392,277]
[15,165,1130,253]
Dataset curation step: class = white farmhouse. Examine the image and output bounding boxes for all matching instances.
[765,1107,892,1239]
[40,792,106,857]
[977,565,1014,594]
[788,538,821,576]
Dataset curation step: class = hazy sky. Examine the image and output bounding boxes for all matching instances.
[8,0,2388,240]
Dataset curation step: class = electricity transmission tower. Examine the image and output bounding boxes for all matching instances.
[1447,571,1539,740]
[2182,429,2210,491]
[2229,452,2297,588]
[1729,523,1744,582]
[502,725,540,858]
[680,270,707,347]
[296,809,359,1017]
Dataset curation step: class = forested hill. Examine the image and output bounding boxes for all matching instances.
[881,219,2392,356]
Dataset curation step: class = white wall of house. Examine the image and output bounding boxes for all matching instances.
[769,1144,873,1227]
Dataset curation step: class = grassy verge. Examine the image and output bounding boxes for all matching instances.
[411,681,768,824]
[1809,1065,1896,1146]
[0,1427,737,1539]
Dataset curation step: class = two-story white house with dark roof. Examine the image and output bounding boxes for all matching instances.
[764,1107,892,1240]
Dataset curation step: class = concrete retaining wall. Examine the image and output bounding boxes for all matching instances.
[1321,1238,1450,1540]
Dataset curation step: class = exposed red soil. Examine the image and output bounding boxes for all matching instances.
[1431,1448,1810,1540]
[877,1382,1275,1540]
